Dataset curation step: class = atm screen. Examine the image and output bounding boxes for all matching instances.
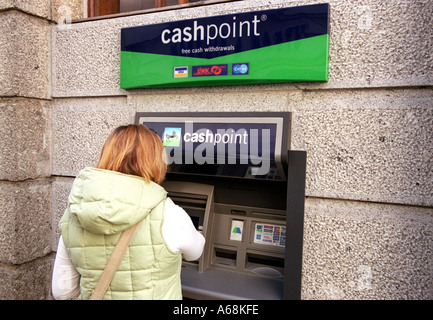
[137,113,290,181]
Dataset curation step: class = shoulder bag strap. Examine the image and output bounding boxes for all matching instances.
[89,221,142,300]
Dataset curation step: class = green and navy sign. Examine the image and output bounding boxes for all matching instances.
[120,3,329,88]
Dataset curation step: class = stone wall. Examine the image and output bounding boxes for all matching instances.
[0,0,83,300]
[1,0,432,299]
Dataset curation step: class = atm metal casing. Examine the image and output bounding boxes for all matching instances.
[136,112,306,300]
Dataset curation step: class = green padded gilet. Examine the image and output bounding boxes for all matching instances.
[59,167,182,300]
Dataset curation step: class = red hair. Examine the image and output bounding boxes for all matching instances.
[96,125,167,184]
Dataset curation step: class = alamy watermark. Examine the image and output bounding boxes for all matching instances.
[161,121,271,176]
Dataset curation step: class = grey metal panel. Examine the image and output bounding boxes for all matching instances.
[284,150,307,300]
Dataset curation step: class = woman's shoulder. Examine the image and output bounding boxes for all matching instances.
[164,197,189,221]
[165,197,183,212]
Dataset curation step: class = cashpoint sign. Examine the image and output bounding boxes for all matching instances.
[136,112,306,300]
[121,3,330,88]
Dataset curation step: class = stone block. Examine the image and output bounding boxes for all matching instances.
[323,0,433,88]
[130,88,292,112]
[0,98,51,181]
[0,254,54,300]
[52,0,432,97]
[0,10,51,100]
[301,198,433,300]
[290,88,433,207]
[0,0,51,19]
[0,10,51,99]
[0,180,52,265]
[52,97,134,176]
[51,177,74,250]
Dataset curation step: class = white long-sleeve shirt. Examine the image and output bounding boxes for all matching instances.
[52,198,205,300]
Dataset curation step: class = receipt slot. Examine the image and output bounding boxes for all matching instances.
[136,112,306,300]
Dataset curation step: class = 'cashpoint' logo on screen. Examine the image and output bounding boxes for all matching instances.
[163,128,182,147]
[161,122,273,177]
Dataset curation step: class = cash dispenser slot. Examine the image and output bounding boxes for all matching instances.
[138,112,306,300]
[246,251,285,278]
[213,245,237,268]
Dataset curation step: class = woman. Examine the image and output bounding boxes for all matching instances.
[52,124,205,300]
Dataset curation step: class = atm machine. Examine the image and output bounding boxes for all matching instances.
[136,112,306,300]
